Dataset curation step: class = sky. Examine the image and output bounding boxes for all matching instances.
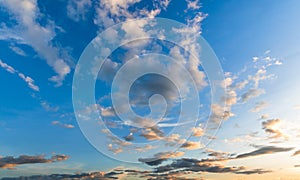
[1,0,300,179]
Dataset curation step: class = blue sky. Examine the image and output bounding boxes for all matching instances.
[1,0,300,179]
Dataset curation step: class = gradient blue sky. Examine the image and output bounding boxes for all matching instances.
[1,0,300,179]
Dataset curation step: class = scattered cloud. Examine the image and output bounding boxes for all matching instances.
[9,44,27,56]
[67,0,92,22]
[260,114,269,119]
[100,106,115,117]
[181,141,203,150]
[41,101,59,112]
[191,126,204,137]
[241,88,265,102]
[251,101,268,112]
[262,119,286,139]
[0,59,39,91]
[108,144,123,154]
[51,121,75,129]
[140,126,164,141]
[186,0,200,10]
[0,154,69,169]
[139,151,185,166]
[206,149,231,159]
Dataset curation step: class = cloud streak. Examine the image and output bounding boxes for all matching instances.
[0,154,69,169]
[0,59,39,91]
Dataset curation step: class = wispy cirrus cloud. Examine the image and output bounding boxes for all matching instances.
[0,59,39,91]
[0,0,71,86]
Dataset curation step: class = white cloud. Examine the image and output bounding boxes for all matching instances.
[18,73,39,91]
[9,45,27,56]
[67,0,92,22]
[186,0,200,10]
[0,59,17,74]
[210,104,234,123]
[0,0,71,86]
[51,121,75,129]
[0,59,39,91]
[100,106,115,117]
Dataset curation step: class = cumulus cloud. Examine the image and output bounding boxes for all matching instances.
[0,59,39,91]
[0,0,71,86]
[164,134,186,147]
[0,154,69,169]
[140,126,164,141]
[94,0,170,30]
[209,104,234,123]
[100,106,115,117]
[181,141,203,150]
[191,126,204,137]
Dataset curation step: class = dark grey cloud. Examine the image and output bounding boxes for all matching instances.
[155,158,245,174]
[138,151,184,166]
[235,169,272,174]
[236,146,293,159]
[0,154,69,169]
[123,133,134,141]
